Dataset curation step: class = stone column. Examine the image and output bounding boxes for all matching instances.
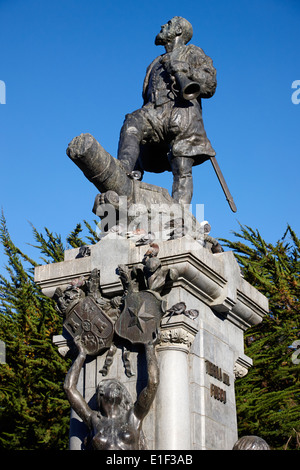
[155,315,199,450]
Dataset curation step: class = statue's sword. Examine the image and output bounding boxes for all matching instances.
[209,156,237,213]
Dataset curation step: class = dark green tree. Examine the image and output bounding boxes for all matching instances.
[221,224,300,450]
[0,214,98,449]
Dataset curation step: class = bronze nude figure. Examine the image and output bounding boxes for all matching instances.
[64,336,159,450]
[117,16,217,205]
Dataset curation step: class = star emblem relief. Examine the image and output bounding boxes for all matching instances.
[128,302,155,332]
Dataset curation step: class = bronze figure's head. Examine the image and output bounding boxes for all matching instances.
[155,16,193,46]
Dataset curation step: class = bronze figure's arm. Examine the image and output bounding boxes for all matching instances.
[64,337,93,428]
[134,342,159,421]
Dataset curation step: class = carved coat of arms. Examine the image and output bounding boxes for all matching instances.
[64,296,114,355]
[115,290,165,345]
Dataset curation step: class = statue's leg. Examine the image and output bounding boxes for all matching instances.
[117,110,146,173]
[170,156,194,205]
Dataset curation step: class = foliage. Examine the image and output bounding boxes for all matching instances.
[0,214,98,449]
[221,224,300,450]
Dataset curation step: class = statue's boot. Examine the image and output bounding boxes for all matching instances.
[170,155,194,205]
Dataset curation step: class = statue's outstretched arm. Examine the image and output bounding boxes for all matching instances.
[64,337,93,428]
[134,342,159,421]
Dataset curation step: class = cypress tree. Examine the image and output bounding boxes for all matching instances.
[0,214,98,449]
[221,224,300,450]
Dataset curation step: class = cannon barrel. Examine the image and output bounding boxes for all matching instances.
[66,133,133,197]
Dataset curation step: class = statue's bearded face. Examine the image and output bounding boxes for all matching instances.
[155,19,178,45]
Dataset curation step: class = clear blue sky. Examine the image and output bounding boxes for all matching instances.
[0,0,299,270]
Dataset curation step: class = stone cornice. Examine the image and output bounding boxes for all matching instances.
[34,236,269,330]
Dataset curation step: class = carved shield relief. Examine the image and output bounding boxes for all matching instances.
[63,296,114,355]
[115,290,165,344]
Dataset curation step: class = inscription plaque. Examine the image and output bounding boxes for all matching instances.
[205,359,230,405]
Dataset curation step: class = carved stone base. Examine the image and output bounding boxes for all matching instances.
[37,234,268,450]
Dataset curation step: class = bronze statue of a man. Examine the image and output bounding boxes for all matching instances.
[117,16,217,204]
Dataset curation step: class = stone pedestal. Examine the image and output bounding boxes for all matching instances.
[35,234,268,450]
